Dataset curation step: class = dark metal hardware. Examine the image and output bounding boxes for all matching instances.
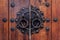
[2,18,7,22]
[46,18,50,22]
[45,27,49,32]
[41,17,45,22]
[17,12,21,16]
[40,24,44,29]
[53,18,58,22]
[40,11,44,16]
[19,19,28,28]
[11,2,15,8]
[32,18,41,28]
[11,27,15,31]
[16,6,45,34]
[45,2,50,7]
[10,18,15,23]
[15,18,18,22]
[32,29,39,34]
[35,30,39,33]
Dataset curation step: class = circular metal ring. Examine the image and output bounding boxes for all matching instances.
[32,18,41,28]
[31,10,40,17]
[19,18,28,28]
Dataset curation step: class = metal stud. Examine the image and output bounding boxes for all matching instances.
[46,18,50,22]
[15,18,18,22]
[11,2,15,8]
[45,2,50,7]
[2,18,7,22]
[10,18,15,23]
[53,18,58,22]
[45,27,49,32]
[11,27,15,31]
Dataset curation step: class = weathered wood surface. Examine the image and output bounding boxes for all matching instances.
[0,0,60,40]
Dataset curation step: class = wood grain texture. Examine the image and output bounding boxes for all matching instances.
[56,0,60,40]
[30,0,52,40]
[8,0,15,40]
[0,0,8,40]
[1,0,60,40]
[14,0,29,40]
[52,0,60,40]
[46,0,52,40]
[9,0,29,40]
[0,0,4,40]
[52,0,59,40]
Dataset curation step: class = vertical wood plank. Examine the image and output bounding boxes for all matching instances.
[55,0,60,40]
[30,0,52,40]
[2,0,9,40]
[14,0,29,40]
[52,0,59,40]
[45,0,52,40]
[9,0,29,40]
[9,0,15,40]
[39,0,47,40]
[0,0,4,40]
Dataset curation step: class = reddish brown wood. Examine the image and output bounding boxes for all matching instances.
[52,0,60,40]
[1,0,60,40]
[46,0,52,40]
[52,0,59,40]
[0,0,4,40]
[30,0,52,40]
[8,0,15,40]
[0,0,9,40]
[56,0,60,40]
[9,0,29,40]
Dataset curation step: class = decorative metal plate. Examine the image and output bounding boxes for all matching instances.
[16,6,45,34]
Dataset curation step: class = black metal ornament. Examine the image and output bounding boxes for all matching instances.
[15,6,45,34]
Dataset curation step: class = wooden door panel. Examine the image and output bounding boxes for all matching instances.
[52,0,60,40]
[0,0,59,40]
[30,0,52,40]
[0,0,8,40]
[56,0,60,40]
[46,0,52,40]
[9,0,29,40]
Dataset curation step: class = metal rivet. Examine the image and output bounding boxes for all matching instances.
[2,18,7,22]
[46,18,50,22]
[35,30,39,33]
[11,27,15,31]
[15,18,18,22]
[11,2,15,8]
[53,18,58,22]
[45,2,50,7]
[45,27,49,32]
[10,18,15,23]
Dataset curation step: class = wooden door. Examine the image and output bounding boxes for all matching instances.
[0,0,8,40]
[52,0,60,40]
[1,0,59,40]
[30,0,52,40]
[8,0,52,40]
